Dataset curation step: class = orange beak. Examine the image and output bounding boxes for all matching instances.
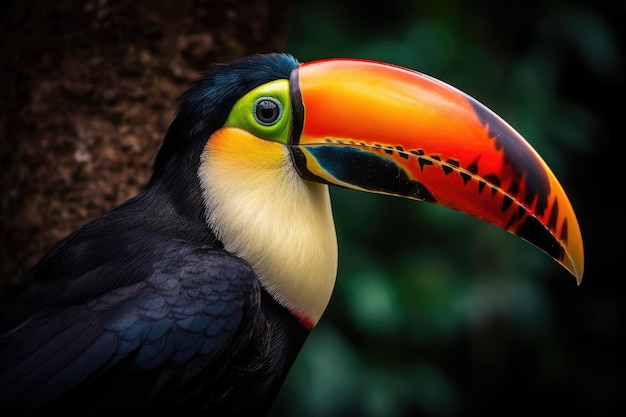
[289,58,584,283]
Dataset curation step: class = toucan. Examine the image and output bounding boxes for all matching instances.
[0,53,583,415]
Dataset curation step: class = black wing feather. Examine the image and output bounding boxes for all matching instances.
[0,234,261,412]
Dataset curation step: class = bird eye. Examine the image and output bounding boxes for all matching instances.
[254,97,283,126]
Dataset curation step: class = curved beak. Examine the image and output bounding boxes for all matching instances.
[289,58,584,283]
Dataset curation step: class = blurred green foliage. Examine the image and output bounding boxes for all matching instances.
[270,1,621,416]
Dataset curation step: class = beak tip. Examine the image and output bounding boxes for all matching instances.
[575,273,583,286]
[575,269,584,286]
[567,255,584,286]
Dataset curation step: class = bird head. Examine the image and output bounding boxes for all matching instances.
[154,53,583,328]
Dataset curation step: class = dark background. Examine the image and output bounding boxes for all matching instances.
[273,1,623,416]
[1,1,622,416]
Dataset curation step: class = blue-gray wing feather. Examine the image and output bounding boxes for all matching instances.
[0,244,260,407]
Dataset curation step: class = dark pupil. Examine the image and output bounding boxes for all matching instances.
[256,99,279,123]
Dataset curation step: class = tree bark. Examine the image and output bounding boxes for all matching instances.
[0,0,291,297]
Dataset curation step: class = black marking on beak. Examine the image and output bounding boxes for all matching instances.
[469,97,552,218]
[516,215,563,261]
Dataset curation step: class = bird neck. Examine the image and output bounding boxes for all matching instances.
[198,128,338,326]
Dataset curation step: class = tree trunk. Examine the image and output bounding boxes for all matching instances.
[0,0,291,297]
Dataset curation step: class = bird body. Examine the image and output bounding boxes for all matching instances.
[0,53,584,415]
[0,184,308,415]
